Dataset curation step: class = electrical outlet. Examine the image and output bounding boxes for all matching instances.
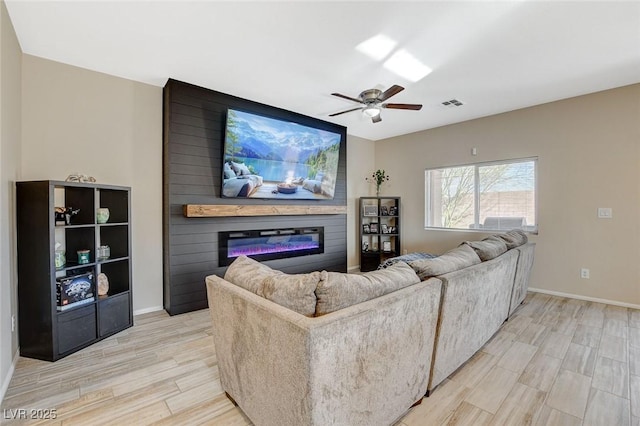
[581,268,590,279]
[11,315,15,332]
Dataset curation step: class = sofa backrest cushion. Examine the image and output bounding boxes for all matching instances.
[314,261,421,316]
[409,243,481,280]
[224,255,319,317]
[466,235,508,261]
[495,229,528,249]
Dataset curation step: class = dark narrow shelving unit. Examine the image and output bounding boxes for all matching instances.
[359,196,401,272]
[16,180,133,361]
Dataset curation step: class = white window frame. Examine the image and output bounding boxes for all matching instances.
[425,157,538,233]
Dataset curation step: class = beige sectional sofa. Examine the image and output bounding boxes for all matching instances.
[205,231,535,426]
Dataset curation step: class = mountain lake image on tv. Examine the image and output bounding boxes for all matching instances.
[222,108,342,199]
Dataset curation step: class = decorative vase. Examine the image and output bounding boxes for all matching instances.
[97,245,110,260]
[96,208,110,224]
[376,185,381,196]
[54,250,66,269]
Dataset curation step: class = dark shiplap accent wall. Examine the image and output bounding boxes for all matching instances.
[163,79,347,315]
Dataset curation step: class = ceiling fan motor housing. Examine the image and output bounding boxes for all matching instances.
[360,89,383,104]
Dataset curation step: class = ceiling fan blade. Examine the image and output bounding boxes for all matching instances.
[372,114,382,123]
[331,93,363,104]
[377,85,404,102]
[382,103,423,110]
[329,107,363,117]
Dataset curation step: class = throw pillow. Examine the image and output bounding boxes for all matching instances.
[495,229,528,249]
[231,161,251,176]
[409,243,481,280]
[223,162,237,179]
[223,255,320,317]
[302,179,321,193]
[314,261,421,316]
[377,252,437,270]
[466,236,508,261]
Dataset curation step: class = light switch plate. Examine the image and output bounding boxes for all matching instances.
[597,207,612,218]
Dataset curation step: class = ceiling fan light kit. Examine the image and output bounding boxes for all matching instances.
[363,105,380,117]
[330,84,422,123]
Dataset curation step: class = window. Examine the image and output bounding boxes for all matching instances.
[425,158,537,232]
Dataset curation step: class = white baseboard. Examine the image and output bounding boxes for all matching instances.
[347,265,360,273]
[0,348,19,405]
[133,305,164,316]
[529,287,640,310]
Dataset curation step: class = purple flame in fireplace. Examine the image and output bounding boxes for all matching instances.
[220,227,324,265]
[229,240,320,258]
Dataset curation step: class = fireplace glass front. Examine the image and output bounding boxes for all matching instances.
[219,227,324,266]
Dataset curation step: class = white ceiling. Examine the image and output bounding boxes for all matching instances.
[5,1,640,141]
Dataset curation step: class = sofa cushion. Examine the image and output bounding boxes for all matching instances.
[466,236,508,261]
[224,255,319,316]
[495,229,528,249]
[224,255,279,294]
[314,261,420,316]
[409,243,481,280]
[260,272,322,317]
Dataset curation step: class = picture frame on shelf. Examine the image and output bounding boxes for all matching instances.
[369,222,379,233]
[389,226,396,234]
[389,206,398,216]
[362,241,369,251]
[363,205,378,216]
[380,206,388,216]
[381,224,388,234]
[363,224,370,234]
[382,241,392,252]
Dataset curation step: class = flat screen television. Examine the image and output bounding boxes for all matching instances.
[222,108,342,200]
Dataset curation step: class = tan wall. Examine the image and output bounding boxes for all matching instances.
[0,0,22,399]
[21,55,163,314]
[374,84,640,306]
[346,134,376,270]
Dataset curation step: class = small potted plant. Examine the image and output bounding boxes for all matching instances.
[366,169,390,196]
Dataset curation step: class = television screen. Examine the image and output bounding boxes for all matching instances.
[222,108,342,200]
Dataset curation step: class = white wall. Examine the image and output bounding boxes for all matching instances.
[374,84,640,306]
[21,55,163,314]
[0,0,22,402]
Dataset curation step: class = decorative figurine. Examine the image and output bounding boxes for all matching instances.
[97,273,109,296]
[65,173,96,183]
[55,207,80,225]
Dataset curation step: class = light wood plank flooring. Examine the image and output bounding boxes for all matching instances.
[1,292,638,425]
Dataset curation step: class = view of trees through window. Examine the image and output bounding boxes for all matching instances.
[425,158,537,232]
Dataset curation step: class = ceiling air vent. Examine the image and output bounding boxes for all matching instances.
[442,99,464,108]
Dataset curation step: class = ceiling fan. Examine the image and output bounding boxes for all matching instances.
[329,84,422,123]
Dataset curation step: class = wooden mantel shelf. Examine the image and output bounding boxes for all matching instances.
[184,204,348,217]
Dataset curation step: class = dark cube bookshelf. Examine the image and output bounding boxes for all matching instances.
[359,196,401,272]
[16,180,133,361]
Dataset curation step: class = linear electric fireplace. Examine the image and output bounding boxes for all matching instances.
[219,227,324,266]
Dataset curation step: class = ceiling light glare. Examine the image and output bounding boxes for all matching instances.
[383,49,432,82]
[356,34,397,61]
[363,105,380,117]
